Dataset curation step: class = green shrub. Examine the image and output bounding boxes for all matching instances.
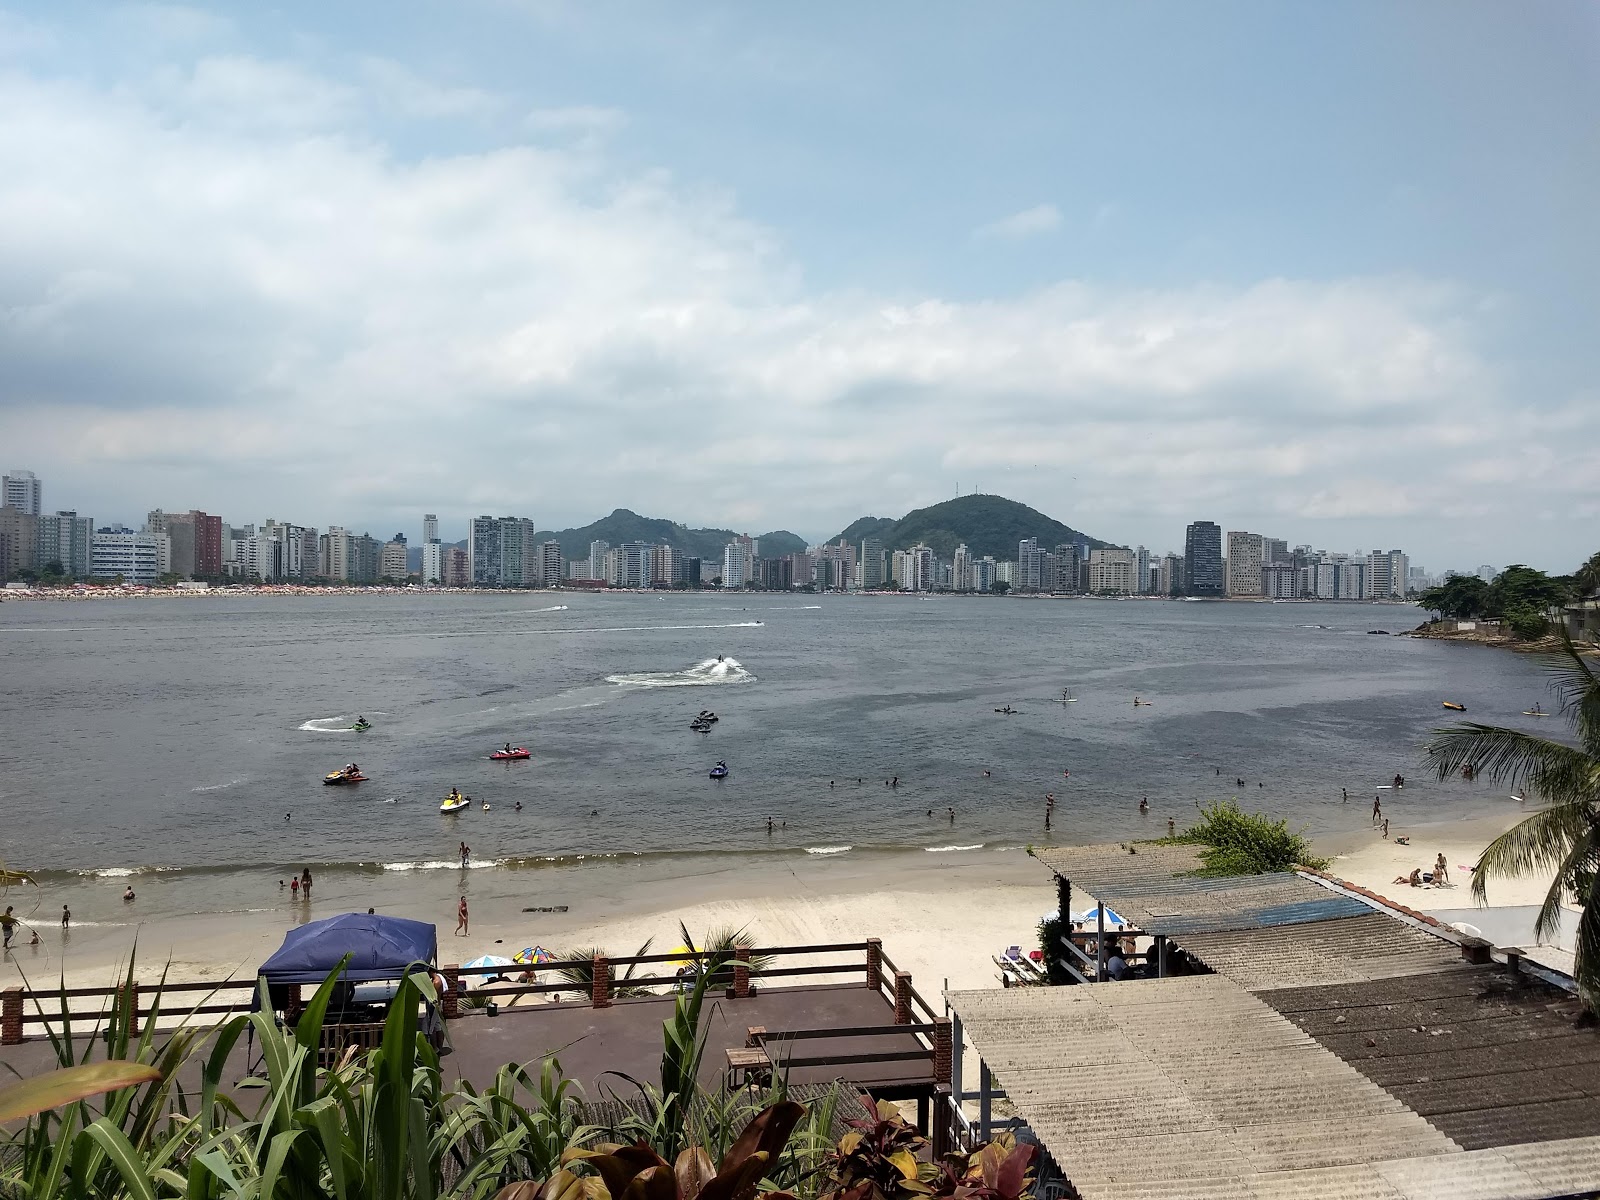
[1166,799,1327,876]
[1505,602,1550,641]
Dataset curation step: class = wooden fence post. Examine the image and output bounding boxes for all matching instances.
[734,946,751,998]
[441,964,460,1019]
[894,970,912,1024]
[592,954,612,1008]
[866,938,883,992]
[2,987,21,1045]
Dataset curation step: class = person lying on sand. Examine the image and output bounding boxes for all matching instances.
[1392,869,1423,887]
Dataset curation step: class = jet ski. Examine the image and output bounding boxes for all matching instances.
[698,711,719,723]
[440,793,470,813]
[709,760,729,779]
[350,719,371,731]
[324,766,367,785]
[490,747,531,760]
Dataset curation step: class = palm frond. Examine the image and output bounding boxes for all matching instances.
[1531,830,1600,943]
[1576,866,1600,1014]
[1470,803,1596,904]
[1543,631,1600,756]
[1425,724,1599,804]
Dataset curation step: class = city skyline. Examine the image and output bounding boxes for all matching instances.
[0,5,1594,570]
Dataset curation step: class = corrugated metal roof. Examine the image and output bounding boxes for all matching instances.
[1175,914,1466,990]
[1034,845,1373,935]
[949,977,1461,1200]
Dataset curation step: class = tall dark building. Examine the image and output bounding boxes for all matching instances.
[1183,521,1223,596]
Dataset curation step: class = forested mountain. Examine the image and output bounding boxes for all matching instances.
[826,494,1107,561]
[532,509,805,562]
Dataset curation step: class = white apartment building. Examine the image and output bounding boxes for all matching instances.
[539,540,563,587]
[589,541,610,580]
[721,541,751,589]
[381,537,409,581]
[3,469,41,516]
[90,529,165,585]
[1088,547,1136,594]
[422,541,446,584]
[974,557,997,593]
[952,544,972,592]
[1225,532,1266,597]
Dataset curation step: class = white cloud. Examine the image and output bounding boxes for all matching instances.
[525,105,627,136]
[975,203,1061,239]
[0,52,1590,565]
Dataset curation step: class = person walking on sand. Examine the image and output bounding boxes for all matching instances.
[61,905,70,929]
[459,842,470,868]
[1,907,15,949]
[1343,787,1348,803]
[456,895,469,937]
[1372,795,1382,826]
[1382,818,1390,839]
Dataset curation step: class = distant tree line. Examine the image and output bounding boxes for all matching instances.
[1419,550,1600,639]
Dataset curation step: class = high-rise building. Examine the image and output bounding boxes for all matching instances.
[2,469,41,516]
[1088,547,1136,594]
[1225,532,1266,597]
[1183,522,1223,596]
[683,557,701,587]
[721,540,752,589]
[996,560,1017,586]
[906,544,935,592]
[1263,538,1289,565]
[1366,549,1408,599]
[91,528,164,585]
[588,541,610,581]
[422,541,446,584]
[443,546,470,587]
[974,556,997,593]
[469,517,501,586]
[1017,538,1043,591]
[0,506,39,579]
[347,534,382,584]
[261,520,314,580]
[1135,546,1152,594]
[611,542,652,588]
[381,535,409,581]
[36,511,94,578]
[1160,553,1184,597]
[321,527,351,580]
[1477,565,1495,583]
[1051,544,1081,594]
[859,537,884,589]
[469,516,538,586]
[1262,562,1298,599]
[539,540,563,587]
[952,544,972,592]
[161,510,222,578]
[815,541,856,591]
[423,514,439,544]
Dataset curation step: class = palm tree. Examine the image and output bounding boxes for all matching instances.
[1424,634,1600,1012]
[1577,550,1600,600]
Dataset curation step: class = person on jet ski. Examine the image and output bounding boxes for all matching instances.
[346,763,360,776]
[504,743,512,754]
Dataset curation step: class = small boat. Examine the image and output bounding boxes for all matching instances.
[709,760,729,779]
[323,769,367,786]
[440,794,470,813]
[1442,701,1466,711]
[490,747,531,760]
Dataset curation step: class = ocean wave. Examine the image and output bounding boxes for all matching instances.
[606,656,756,688]
[71,866,181,878]
[924,844,985,853]
[805,846,852,855]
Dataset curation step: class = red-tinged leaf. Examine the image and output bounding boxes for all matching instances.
[994,1143,1035,1198]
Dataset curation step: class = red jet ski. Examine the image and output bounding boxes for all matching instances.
[490,747,531,761]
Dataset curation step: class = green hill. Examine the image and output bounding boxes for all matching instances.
[533,509,806,563]
[826,495,1108,562]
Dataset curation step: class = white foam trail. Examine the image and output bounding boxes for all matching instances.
[502,605,570,614]
[299,716,357,732]
[924,844,985,853]
[72,866,180,878]
[805,846,852,855]
[606,656,756,688]
[191,777,248,793]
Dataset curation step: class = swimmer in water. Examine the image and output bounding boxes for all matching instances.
[1139,797,1149,813]
[982,769,991,777]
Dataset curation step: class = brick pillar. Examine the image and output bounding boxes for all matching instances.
[591,954,612,1009]
[1460,937,1492,966]
[894,970,912,1024]
[441,964,460,1019]
[1,987,21,1045]
[932,1016,952,1083]
[866,938,883,992]
[285,983,303,1024]
[118,983,141,1037]
[734,946,751,998]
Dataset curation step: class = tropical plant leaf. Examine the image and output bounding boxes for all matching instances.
[0,1060,162,1122]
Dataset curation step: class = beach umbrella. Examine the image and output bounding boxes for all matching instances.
[512,945,557,965]
[463,954,514,973]
[1071,907,1128,928]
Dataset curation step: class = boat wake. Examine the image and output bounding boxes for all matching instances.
[606,656,756,688]
[300,715,357,732]
[191,777,248,793]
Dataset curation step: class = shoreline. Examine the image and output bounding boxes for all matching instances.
[6,805,1579,995]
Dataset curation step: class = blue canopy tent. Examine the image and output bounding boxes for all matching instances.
[257,913,438,1009]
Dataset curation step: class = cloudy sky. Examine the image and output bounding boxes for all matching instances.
[1,3,1595,571]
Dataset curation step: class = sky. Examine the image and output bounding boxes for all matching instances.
[0,2,1596,572]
